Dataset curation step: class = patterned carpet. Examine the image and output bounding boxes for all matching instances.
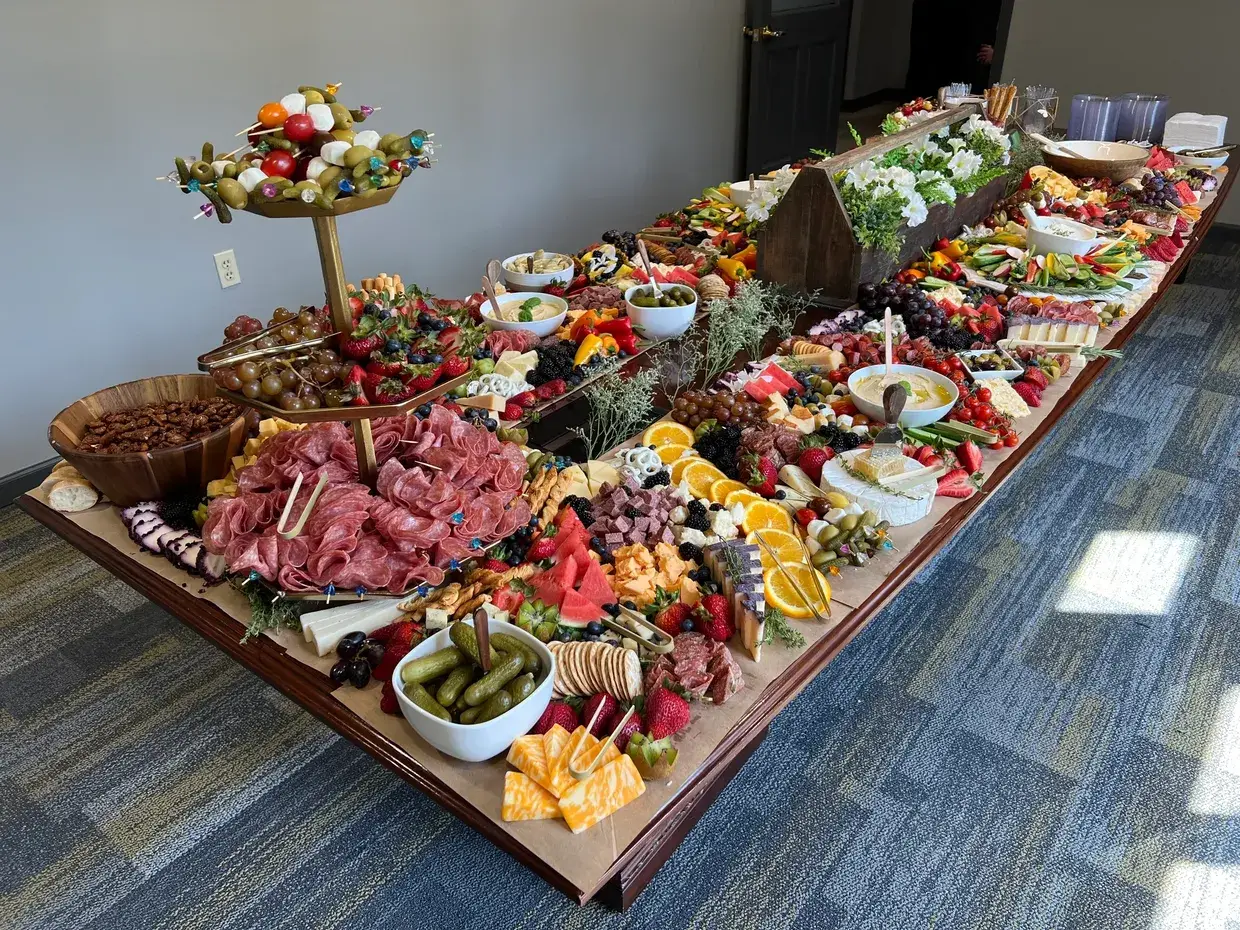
[3,241,1239,929]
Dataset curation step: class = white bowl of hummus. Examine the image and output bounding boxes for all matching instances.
[481,292,568,338]
[501,251,575,292]
[846,363,958,427]
[1026,216,1097,257]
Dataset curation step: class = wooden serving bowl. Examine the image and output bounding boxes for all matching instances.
[1042,142,1149,183]
[48,374,249,507]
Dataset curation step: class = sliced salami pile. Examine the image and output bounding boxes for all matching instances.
[644,632,744,705]
[202,407,531,594]
[484,328,539,358]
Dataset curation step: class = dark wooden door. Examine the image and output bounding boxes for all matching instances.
[743,0,853,175]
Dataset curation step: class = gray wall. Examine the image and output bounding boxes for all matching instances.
[1003,0,1237,223]
[0,0,745,477]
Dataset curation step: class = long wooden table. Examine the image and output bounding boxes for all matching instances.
[19,168,1232,909]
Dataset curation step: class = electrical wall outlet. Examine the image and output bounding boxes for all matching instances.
[214,250,240,288]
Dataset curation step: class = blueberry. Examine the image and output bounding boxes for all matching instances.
[680,618,695,632]
[363,302,380,316]
[410,353,427,365]
[586,621,604,635]
[474,349,487,359]
[430,354,443,364]
[775,490,786,500]
[603,603,621,616]
[556,628,574,642]
[385,339,401,353]
[485,418,497,430]
[622,600,637,611]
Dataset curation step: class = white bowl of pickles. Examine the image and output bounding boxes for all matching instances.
[392,616,554,762]
[624,282,697,341]
[501,250,575,292]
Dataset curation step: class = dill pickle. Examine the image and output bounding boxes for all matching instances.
[316,166,342,189]
[405,682,451,721]
[472,690,514,724]
[174,156,191,185]
[400,646,465,685]
[199,186,231,223]
[200,141,215,164]
[463,650,524,707]
[491,634,539,676]
[449,621,500,668]
[506,673,536,706]
[459,706,481,724]
[329,102,353,130]
[435,665,475,707]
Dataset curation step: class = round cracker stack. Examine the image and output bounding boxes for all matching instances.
[547,641,642,700]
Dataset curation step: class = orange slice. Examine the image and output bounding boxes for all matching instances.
[746,528,803,570]
[709,478,747,504]
[641,421,695,448]
[681,460,727,499]
[656,443,693,466]
[725,488,764,510]
[763,562,831,620]
[670,456,706,484]
[741,499,794,535]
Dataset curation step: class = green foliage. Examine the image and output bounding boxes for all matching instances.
[848,122,864,147]
[567,366,659,461]
[236,580,309,643]
[838,183,906,256]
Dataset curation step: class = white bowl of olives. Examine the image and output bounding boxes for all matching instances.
[624,283,697,341]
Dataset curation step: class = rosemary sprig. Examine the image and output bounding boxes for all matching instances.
[760,606,806,649]
[567,366,660,461]
[234,580,309,643]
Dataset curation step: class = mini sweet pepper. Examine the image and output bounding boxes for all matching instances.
[594,317,639,354]
[716,256,751,282]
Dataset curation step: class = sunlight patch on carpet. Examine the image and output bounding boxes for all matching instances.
[1057,531,1198,616]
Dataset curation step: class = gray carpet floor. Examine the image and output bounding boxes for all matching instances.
[2,238,1239,928]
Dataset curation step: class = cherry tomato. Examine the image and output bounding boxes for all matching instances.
[948,356,965,370]
[282,113,316,143]
[976,387,992,402]
[261,151,296,178]
[934,361,951,376]
[1004,433,1019,447]
[989,441,1003,450]
[257,102,288,128]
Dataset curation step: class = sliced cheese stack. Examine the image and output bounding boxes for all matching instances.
[299,601,406,656]
[703,540,765,661]
[493,350,538,382]
[1006,319,1098,346]
[501,723,643,832]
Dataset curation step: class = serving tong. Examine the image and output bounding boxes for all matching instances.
[598,604,675,654]
[753,532,830,622]
[276,471,330,539]
[569,703,637,781]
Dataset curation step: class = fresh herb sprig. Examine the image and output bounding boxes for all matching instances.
[567,366,660,461]
[235,580,309,643]
[760,606,806,649]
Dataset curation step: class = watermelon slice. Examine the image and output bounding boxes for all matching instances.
[533,578,567,610]
[555,506,584,535]
[576,559,617,609]
[554,525,590,560]
[559,588,606,626]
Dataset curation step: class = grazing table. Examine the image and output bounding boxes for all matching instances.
[19,167,1232,910]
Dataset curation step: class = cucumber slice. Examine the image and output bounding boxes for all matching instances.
[929,420,998,443]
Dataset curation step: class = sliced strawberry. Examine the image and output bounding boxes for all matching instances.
[936,467,977,499]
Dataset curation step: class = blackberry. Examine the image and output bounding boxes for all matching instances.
[624,506,642,519]
[683,509,711,532]
[686,500,707,518]
[642,469,670,489]
[694,423,743,479]
[678,542,704,562]
[527,343,575,386]
[709,503,723,511]
[562,495,595,527]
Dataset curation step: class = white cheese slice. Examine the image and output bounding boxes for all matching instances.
[424,607,452,632]
[311,602,405,657]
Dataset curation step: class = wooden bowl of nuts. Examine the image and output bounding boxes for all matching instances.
[48,374,252,506]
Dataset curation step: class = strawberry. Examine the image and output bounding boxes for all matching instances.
[609,709,643,752]
[374,377,409,405]
[1012,381,1042,408]
[511,391,537,408]
[903,443,919,457]
[535,379,567,400]
[1022,366,1050,391]
[920,452,944,469]
[371,620,416,646]
[407,363,443,393]
[543,282,568,298]
[371,642,412,683]
[348,295,365,321]
[654,601,693,637]
[955,439,983,475]
[502,402,524,422]
[582,693,619,737]
[915,444,940,466]
[379,678,399,715]
[361,369,385,400]
[936,467,977,499]
[441,402,463,417]
[795,507,816,527]
[739,452,779,497]
[531,700,579,735]
[645,686,690,740]
[341,333,384,359]
[797,447,830,484]
[441,354,470,378]
[366,356,406,377]
[482,558,510,573]
[350,389,370,407]
[692,593,734,642]
[525,537,558,561]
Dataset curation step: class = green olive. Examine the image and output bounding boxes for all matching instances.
[342,145,376,168]
[215,177,248,209]
[329,102,353,130]
[189,160,215,184]
[302,89,325,105]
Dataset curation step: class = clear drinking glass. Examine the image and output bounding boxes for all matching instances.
[1022,85,1056,134]
[1069,95,1116,141]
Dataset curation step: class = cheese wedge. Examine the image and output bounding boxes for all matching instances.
[558,754,646,834]
[457,394,506,412]
[502,772,563,822]
[576,736,622,773]
[506,735,555,794]
[541,724,571,796]
[547,726,595,798]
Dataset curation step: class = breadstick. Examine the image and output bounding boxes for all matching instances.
[453,593,489,620]
[527,468,558,514]
[540,471,574,524]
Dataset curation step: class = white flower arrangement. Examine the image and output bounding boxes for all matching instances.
[834,117,1012,254]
